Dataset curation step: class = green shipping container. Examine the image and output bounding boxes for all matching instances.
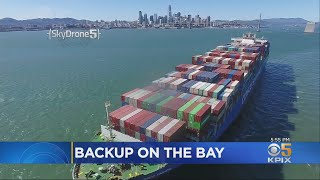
[156,96,174,113]
[199,83,210,96]
[191,114,211,131]
[143,93,161,109]
[188,103,206,128]
[213,85,225,98]
[177,99,197,120]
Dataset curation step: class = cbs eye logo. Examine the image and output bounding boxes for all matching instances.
[267,143,292,163]
[268,143,292,156]
[268,143,281,156]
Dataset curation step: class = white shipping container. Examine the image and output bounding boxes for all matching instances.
[189,65,197,69]
[222,58,231,65]
[135,132,140,140]
[230,81,239,90]
[157,119,179,142]
[203,84,215,97]
[194,82,206,95]
[207,98,218,105]
[222,92,231,102]
[146,116,168,137]
[190,82,202,94]
[192,82,202,95]
[131,90,151,107]
[119,109,143,127]
[235,59,242,66]
[126,89,145,104]
[188,70,200,79]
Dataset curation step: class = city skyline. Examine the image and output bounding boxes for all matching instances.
[0,0,319,22]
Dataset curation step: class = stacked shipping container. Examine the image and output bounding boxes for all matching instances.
[111,38,268,142]
[109,105,186,142]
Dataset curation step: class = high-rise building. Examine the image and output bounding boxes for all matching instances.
[177,12,181,18]
[144,13,148,24]
[150,15,154,23]
[139,11,143,24]
[168,5,172,17]
[206,16,211,27]
[187,15,192,22]
[154,13,158,24]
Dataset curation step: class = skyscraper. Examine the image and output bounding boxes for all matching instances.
[154,13,158,24]
[168,5,172,23]
[187,15,192,22]
[139,11,143,24]
[144,13,148,24]
[206,16,211,27]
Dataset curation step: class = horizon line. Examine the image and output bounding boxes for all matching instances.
[0,16,317,23]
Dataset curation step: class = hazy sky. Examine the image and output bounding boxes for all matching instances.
[0,0,319,21]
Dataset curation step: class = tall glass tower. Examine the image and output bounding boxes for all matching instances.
[139,11,143,24]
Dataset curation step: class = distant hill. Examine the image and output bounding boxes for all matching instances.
[235,18,314,27]
[0,17,91,26]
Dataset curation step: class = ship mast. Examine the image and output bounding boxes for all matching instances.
[257,13,261,32]
[105,100,114,141]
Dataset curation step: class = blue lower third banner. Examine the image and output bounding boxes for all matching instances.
[0,142,319,164]
[0,142,71,164]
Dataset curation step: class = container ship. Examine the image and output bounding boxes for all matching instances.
[72,32,270,180]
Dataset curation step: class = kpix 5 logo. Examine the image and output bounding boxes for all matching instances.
[267,143,292,163]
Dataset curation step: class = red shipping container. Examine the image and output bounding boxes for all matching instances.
[140,134,146,142]
[151,118,173,139]
[191,71,202,80]
[183,102,200,122]
[220,65,230,69]
[114,124,120,131]
[218,79,229,85]
[134,113,157,132]
[213,101,226,116]
[111,106,136,125]
[124,110,147,129]
[206,56,214,62]
[121,88,140,101]
[109,105,130,117]
[167,99,188,119]
[232,71,244,81]
[129,111,154,131]
[195,104,211,122]
[199,97,211,104]
[163,121,186,142]
[160,98,178,116]
[218,58,224,64]
[207,84,220,97]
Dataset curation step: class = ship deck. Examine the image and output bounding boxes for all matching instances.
[76,132,166,180]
